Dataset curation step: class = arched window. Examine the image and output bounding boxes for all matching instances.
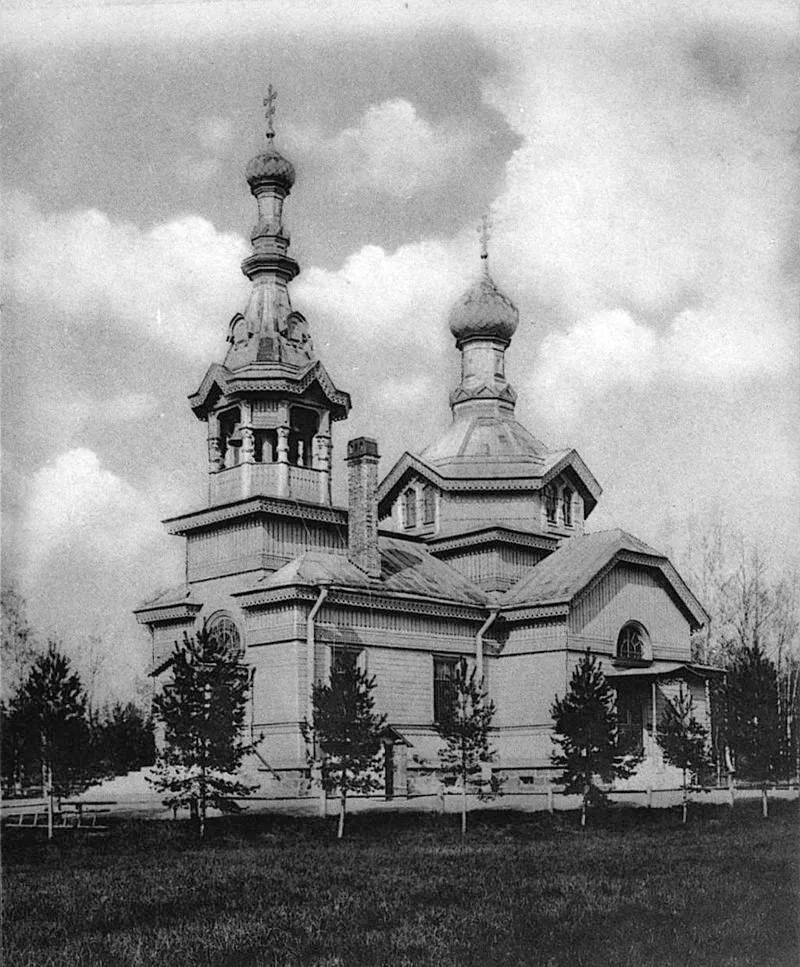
[206,612,243,658]
[422,485,436,526]
[403,488,417,529]
[617,622,647,662]
[543,485,558,524]
[562,487,573,527]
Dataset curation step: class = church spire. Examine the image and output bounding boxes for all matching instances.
[447,217,519,415]
[225,89,312,370]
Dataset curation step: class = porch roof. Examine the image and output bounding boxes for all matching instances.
[604,660,725,681]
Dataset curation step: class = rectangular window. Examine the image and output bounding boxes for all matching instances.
[331,646,361,675]
[433,656,459,723]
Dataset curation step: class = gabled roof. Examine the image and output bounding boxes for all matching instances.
[245,536,487,606]
[188,359,351,421]
[377,447,601,518]
[501,529,708,628]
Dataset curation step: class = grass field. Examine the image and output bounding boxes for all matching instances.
[3,801,798,967]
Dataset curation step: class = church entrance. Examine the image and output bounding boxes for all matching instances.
[384,742,394,800]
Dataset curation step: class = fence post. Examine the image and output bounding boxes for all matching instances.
[546,784,554,815]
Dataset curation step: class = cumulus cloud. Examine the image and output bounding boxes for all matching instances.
[290,99,474,199]
[5,194,248,362]
[484,13,798,416]
[22,448,163,582]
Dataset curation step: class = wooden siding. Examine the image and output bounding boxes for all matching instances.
[500,619,568,656]
[439,493,540,531]
[152,620,194,667]
[370,649,438,724]
[491,651,566,727]
[569,564,692,660]
[250,640,304,725]
[187,516,347,581]
[440,544,548,592]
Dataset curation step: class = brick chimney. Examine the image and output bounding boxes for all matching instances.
[345,437,381,579]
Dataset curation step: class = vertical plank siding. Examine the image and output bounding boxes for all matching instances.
[570,564,692,660]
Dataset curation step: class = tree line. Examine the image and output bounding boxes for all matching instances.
[1,586,155,803]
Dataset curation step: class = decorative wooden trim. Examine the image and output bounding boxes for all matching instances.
[499,604,570,621]
[165,495,348,535]
[234,583,487,621]
[134,604,202,625]
[429,527,558,554]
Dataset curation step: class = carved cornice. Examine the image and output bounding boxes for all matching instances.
[235,583,486,621]
[498,603,570,622]
[189,359,351,421]
[429,527,558,555]
[134,604,201,626]
[164,495,348,535]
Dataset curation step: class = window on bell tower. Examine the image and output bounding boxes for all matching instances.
[403,488,417,529]
[562,487,573,527]
[288,406,318,467]
[543,485,558,524]
[422,485,436,526]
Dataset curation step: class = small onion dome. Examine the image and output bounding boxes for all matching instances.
[246,143,296,194]
[448,266,519,344]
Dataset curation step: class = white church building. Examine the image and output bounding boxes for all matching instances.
[135,102,718,798]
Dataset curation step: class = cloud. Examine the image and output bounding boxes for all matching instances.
[332,99,473,198]
[5,194,248,362]
[287,99,475,199]
[22,448,162,582]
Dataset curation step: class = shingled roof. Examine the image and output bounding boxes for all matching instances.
[501,528,708,627]
[253,536,487,605]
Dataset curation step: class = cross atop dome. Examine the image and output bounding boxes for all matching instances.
[263,84,278,140]
[478,214,491,263]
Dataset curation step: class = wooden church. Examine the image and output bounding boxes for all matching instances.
[135,101,718,797]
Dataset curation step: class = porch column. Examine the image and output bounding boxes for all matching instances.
[276,425,290,498]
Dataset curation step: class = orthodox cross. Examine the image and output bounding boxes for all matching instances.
[478,214,492,261]
[263,84,278,139]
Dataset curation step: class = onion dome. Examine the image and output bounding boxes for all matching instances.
[246,143,295,194]
[448,264,519,346]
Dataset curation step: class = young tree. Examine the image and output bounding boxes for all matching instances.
[435,657,500,836]
[92,702,156,779]
[727,642,781,816]
[303,663,386,839]
[551,651,641,826]
[656,686,711,824]
[6,642,93,838]
[149,624,255,838]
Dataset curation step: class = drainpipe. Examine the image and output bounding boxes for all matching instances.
[476,609,499,681]
[306,587,328,721]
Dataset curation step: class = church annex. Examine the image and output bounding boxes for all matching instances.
[135,100,717,798]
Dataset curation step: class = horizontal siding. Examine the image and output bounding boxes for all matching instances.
[491,651,566,728]
[503,619,568,656]
[570,564,691,660]
[152,621,194,667]
[250,641,303,724]
[370,649,439,724]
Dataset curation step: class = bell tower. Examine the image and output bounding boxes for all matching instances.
[189,88,351,507]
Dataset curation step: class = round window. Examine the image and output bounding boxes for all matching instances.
[206,613,243,658]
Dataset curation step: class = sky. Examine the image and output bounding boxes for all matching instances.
[2,0,798,702]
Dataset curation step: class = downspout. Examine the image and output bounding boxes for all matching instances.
[306,587,328,722]
[307,587,328,817]
[476,609,499,680]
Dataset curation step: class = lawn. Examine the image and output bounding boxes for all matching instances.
[2,801,798,967]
